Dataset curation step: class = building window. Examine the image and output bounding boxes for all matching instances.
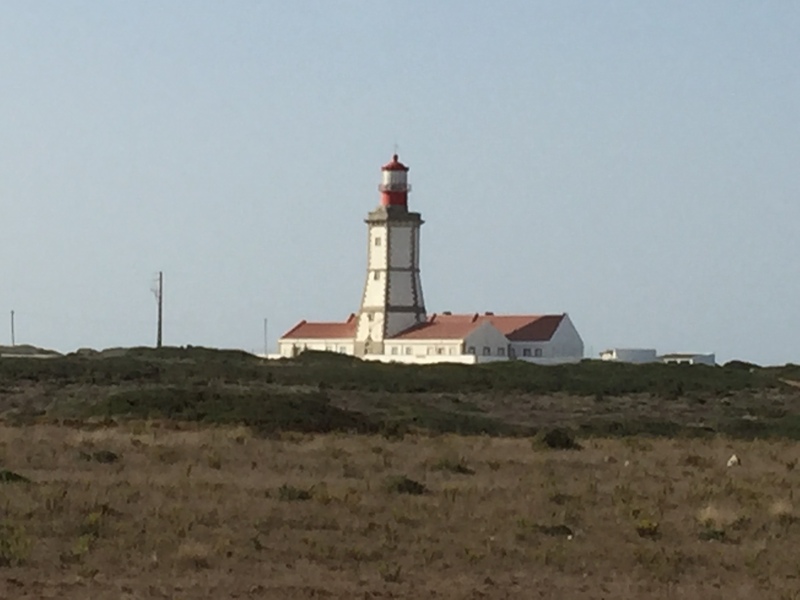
[338,346,346,353]
[482,346,491,356]
[427,346,434,355]
[448,347,455,355]
[497,347,505,356]
[468,346,476,355]
[375,237,381,246]
[522,348,532,357]
[391,346,398,355]
[534,348,543,357]
[373,271,380,280]
[405,346,412,355]
[325,345,333,352]
[436,347,444,355]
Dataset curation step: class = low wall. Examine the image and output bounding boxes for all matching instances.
[258,352,583,366]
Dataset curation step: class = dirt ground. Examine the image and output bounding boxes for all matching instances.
[1,423,799,599]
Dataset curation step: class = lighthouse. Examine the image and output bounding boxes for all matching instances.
[354,154,427,356]
[277,151,585,364]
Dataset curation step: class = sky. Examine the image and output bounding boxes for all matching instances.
[0,2,798,365]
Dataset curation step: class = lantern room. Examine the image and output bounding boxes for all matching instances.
[378,154,411,207]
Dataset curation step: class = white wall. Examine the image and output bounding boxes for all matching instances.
[364,353,478,365]
[387,273,413,306]
[368,225,387,270]
[382,322,510,359]
[361,269,386,309]
[414,272,424,307]
[463,322,511,358]
[356,311,385,342]
[600,348,658,363]
[388,225,413,268]
[545,314,584,358]
[509,341,546,359]
[269,347,583,366]
[661,353,716,366]
[383,337,464,358]
[277,338,355,357]
[508,314,584,360]
[384,312,423,340]
[515,356,583,365]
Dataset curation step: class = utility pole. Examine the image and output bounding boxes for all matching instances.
[157,271,163,348]
[263,318,268,356]
[151,272,163,348]
[10,310,15,346]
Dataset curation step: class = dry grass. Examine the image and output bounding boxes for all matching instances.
[0,423,799,598]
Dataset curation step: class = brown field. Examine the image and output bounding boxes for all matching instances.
[1,423,800,599]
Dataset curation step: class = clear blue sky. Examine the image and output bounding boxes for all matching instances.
[1,2,798,365]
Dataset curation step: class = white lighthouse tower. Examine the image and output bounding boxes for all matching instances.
[354,154,427,356]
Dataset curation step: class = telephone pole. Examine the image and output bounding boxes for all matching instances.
[263,317,268,356]
[10,310,15,346]
[153,272,163,348]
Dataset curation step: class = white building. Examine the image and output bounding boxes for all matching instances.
[277,154,584,365]
[600,348,716,366]
[660,352,716,366]
[599,348,658,364]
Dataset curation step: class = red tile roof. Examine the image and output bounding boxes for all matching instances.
[391,313,565,341]
[280,314,357,339]
[488,314,565,342]
[279,312,566,342]
[390,314,485,340]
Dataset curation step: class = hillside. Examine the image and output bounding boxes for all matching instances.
[1,347,799,439]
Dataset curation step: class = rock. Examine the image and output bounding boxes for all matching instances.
[727,454,741,467]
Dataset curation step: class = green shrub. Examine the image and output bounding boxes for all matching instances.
[698,527,727,542]
[534,524,573,537]
[89,387,378,435]
[533,428,582,450]
[277,484,312,501]
[580,419,692,438]
[385,475,428,495]
[680,454,713,469]
[548,492,576,505]
[78,450,120,464]
[635,519,661,540]
[516,520,573,541]
[432,456,475,475]
[2,348,775,398]
[401,403,531,436]
[0,470,30,483]
[0,521,31,566]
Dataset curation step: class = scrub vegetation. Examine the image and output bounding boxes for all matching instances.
[1,348,800,598]
[1,425,800,598]
[0,347,799,440]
